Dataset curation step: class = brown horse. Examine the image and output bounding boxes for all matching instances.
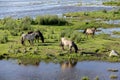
[60,37,78,53]
[83,27,97,38]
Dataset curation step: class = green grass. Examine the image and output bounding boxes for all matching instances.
[63,9,120,20]
[103,1,120,6]
[110,75,118,79]
[0,12,120,64]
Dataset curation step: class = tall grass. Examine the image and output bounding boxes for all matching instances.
[35,15,68,25]
[0,35,8,44]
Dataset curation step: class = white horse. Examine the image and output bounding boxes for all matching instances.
[83,27,97,38]
[60,37,78,53]
[21,32,38,45]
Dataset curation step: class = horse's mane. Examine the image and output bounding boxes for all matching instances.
[28,31,34,34]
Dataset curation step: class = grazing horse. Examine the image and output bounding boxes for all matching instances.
[35,30,44,43]
[28,30,44,43]
[21,32,38,45]
[83,27,96,38]
[60,37,78,53]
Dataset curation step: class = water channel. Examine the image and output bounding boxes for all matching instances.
[0,60,120,80]
[0,0,115,18]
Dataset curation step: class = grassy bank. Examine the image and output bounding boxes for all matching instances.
[103,1,120,6]
[63,9,120,20]
[0,10,120,64]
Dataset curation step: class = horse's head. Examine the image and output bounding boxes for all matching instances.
[83,28,87,34]
[21,34,26,45]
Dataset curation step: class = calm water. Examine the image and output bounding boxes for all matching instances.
[97,28,120,38]
[0,0,113,18]
[0,60,120,80]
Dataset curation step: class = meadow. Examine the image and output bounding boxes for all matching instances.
[0,9,120,64]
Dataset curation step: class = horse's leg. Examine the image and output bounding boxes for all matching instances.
[86,34,88,38]
[28,40,31,45]
[31,39,34,45]
[60,42,64,50]
[62,45,64,50]
[92,34,94,38]
[92,32,95,39]
[37,37,40,43]
[69,46,72,53]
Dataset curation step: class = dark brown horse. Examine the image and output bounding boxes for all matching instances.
[83,27,97,38]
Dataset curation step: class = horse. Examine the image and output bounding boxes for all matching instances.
[21,32,38,45]
[60,37,78,53]
[83,27,96,38]
[28,30,44,43]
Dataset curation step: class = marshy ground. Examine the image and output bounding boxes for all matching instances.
[0,9,120,64]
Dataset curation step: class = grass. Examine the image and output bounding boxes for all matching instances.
[63,9,120,20]
[110,75,118,79]
[113,31,120,35]
[103,1,120,6]
[0,10,120,64]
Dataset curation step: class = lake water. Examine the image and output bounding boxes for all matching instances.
[0,0,114,18]
[0,60,120,80]
[97,28,120,38]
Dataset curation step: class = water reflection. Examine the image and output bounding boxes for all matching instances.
[60,59,77,71]
[0,60,120,80]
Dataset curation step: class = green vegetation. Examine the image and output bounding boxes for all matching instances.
[103,1,120,6]
[113,31,120,35]
[35,15,68,25]
[0,10,120,64]
[110,75,118,79]
[63,9,120,20]
[94,76,99,80]
[81,76,89,80]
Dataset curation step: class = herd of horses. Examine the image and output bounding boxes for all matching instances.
[21,27,97,53]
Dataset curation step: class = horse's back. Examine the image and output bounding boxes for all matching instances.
[86,28,93,34]
[86,28,96,34]
[61,37,72,46]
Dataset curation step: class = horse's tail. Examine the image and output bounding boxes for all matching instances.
[72,41,78,53]
[21,36,24,45]
[83,28,87,34]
